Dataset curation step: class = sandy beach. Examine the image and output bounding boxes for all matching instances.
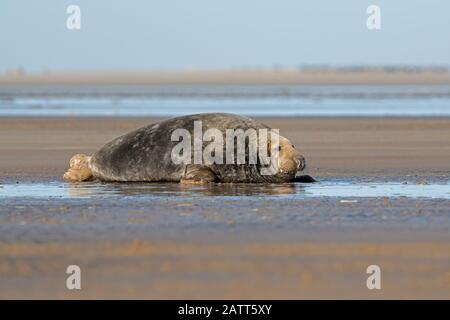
[1,116,449,299]
[2,0,450,302]
[1,68,450,85]
[1,116,450,180]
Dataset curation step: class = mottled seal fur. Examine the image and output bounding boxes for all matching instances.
[63,113,308,183]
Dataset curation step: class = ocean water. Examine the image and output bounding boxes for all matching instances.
[0,84,450,117]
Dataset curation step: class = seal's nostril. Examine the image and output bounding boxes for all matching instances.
[297,156,306,170]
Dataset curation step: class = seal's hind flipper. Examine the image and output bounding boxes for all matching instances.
[293,175,317,183]
[180,165,217,184]
[63,154,94,182]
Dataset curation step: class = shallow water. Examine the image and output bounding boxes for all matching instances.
[1,84,450,116]
[1,180,449,200]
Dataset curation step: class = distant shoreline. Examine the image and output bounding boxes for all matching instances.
[1,68,450,85]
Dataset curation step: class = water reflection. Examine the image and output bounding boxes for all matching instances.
[65,182,299,198]
[0,181,449,199]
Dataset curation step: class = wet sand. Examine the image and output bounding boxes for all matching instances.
[1,116,450,299]
[2,116,450,180]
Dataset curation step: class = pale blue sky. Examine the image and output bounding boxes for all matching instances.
[0,0,449,72]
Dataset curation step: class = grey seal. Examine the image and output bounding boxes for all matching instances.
[63,113,310,183]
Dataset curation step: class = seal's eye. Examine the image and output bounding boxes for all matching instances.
[278,146,282,151]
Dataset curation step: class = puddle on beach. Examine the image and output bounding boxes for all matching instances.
[0,180,449,200]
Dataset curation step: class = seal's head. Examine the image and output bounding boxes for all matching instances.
[63,154,93,182]
[278,137,306,175]
[261,133,306,182]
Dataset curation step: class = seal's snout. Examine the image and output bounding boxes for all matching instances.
[63,154,94,182]
[296,155,306,171]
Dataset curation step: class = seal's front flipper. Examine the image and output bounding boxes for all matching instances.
[293,175,317,183]
[180,165,217,184]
